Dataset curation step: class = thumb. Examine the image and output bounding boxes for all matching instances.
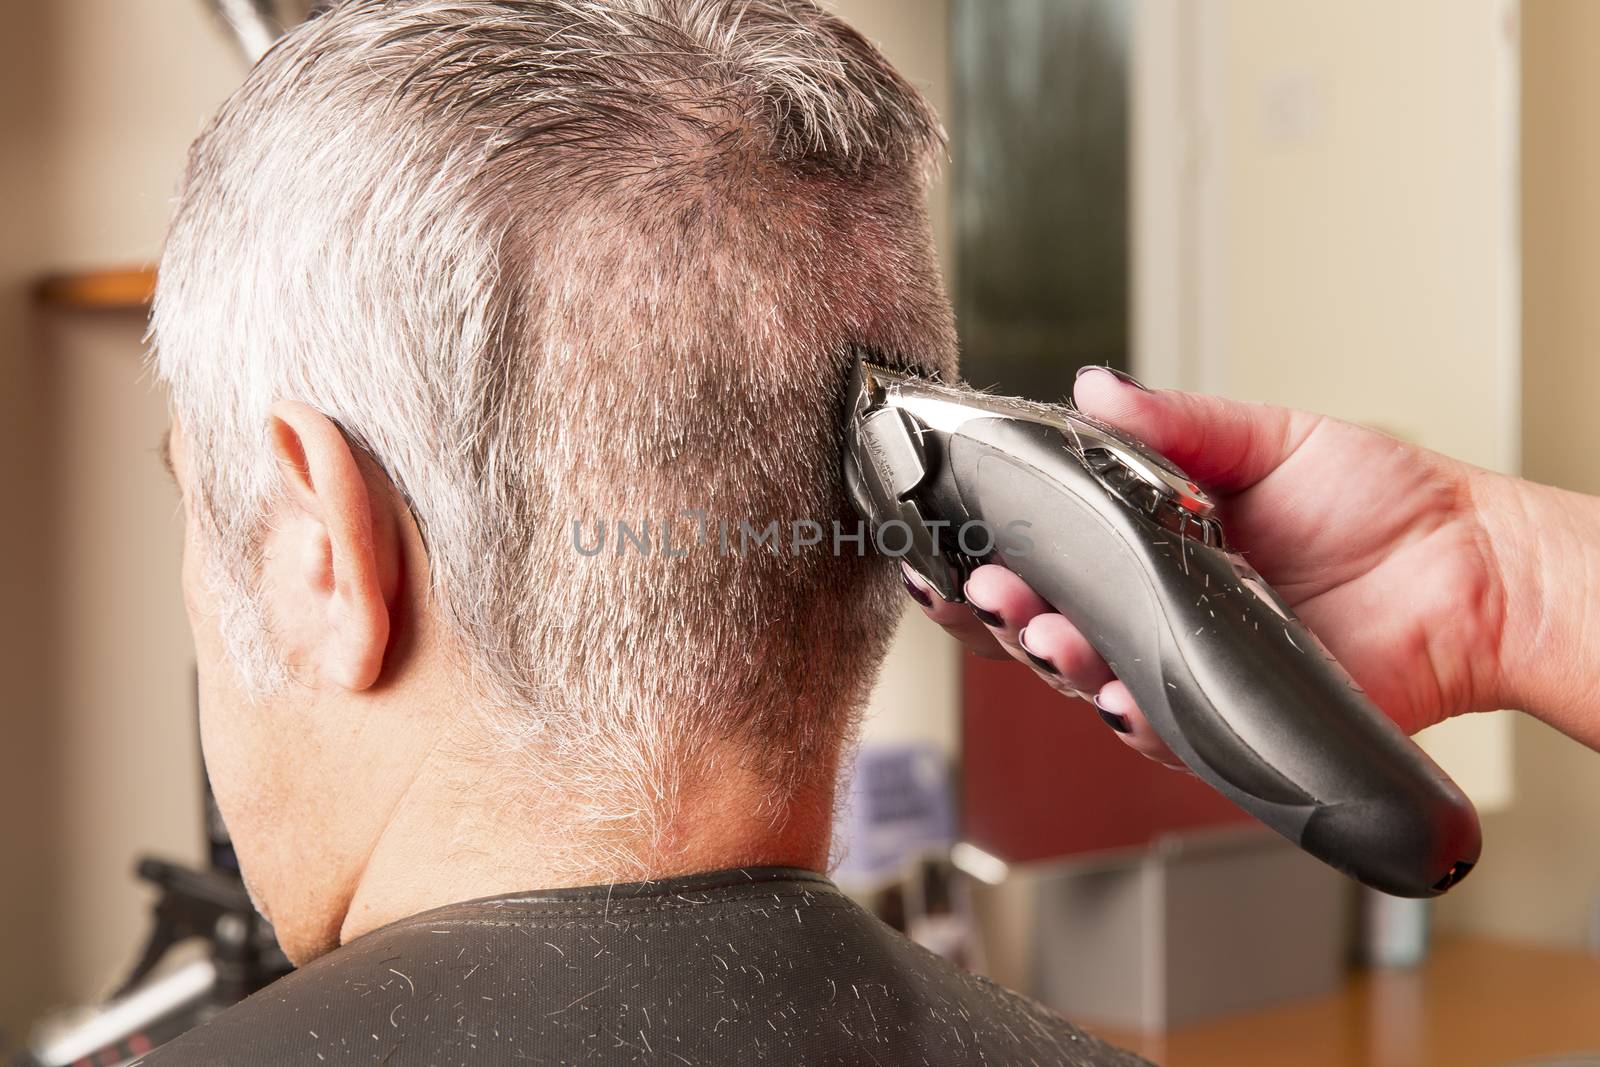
[1072,367,1321,493]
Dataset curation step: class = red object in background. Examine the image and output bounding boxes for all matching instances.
[961,651,1250,864]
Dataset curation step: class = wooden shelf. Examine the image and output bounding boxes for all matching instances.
[34,267,156,312]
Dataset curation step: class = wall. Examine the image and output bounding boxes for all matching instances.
[0,1,241,1039]
[1208,0,1520,474]
[0,2,61,1035]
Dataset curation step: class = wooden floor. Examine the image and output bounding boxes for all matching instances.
[1092,939,1600,1067]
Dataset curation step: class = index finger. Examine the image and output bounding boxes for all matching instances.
[1073,368,1325,494]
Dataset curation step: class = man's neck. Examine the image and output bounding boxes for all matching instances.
[338,742,838,946]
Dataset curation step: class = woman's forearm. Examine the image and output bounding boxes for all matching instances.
[1480,469,1600,746]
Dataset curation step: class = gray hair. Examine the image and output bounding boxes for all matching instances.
[153,0,956,860]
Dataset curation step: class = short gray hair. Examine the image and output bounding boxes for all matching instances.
[154,0,956,855]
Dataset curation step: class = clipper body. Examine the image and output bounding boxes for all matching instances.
[843,359,1481,897]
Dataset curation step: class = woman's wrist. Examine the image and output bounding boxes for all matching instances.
[1474,467,1600,745]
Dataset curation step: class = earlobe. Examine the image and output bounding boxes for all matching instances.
[265,402,400,691]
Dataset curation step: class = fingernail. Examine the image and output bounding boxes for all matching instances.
[1076,365,1149,391]
[1093,693,1133,734]
[1018,628,1059,676]
[963,583,1004,628]
[900,565,934,608]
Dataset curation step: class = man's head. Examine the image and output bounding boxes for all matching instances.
[155,0,955,959]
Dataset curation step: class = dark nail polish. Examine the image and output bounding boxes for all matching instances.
[1018,629,1059,675]
[1093,694,1133,734]
[1076,364,1149,391]
[1024,649,1059,675]
[900,569,933,608]
[963,585,1004,628]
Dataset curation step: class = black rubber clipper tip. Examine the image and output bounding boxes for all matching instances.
[1432,860,1475,893]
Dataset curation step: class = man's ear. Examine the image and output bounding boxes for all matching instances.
[264,401,401,691]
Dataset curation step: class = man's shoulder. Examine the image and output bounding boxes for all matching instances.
[137,869,1147,1066]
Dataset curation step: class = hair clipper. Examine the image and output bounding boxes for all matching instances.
[842,356,1481,897]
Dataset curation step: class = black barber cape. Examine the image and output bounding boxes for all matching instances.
[135,867,1148,1066]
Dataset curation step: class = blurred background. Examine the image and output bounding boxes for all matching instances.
[3,1,1600,1065]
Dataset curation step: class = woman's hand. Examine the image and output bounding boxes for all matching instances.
[905,367,1532,766]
